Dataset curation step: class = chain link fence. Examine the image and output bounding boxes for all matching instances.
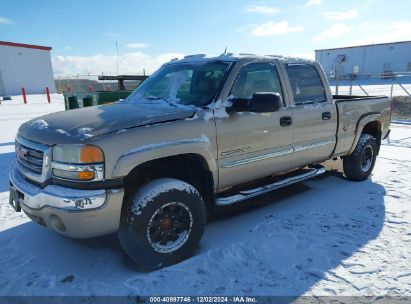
[329,72,411,97]
[54,74,144,93]
[329,72,411,120]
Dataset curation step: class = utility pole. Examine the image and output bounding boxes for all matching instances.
[116,41,119,76]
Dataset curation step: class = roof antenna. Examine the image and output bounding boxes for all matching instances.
[219,47,228,57]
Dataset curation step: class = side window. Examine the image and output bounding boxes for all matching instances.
[285,64,327,105]
[230,63,284,104]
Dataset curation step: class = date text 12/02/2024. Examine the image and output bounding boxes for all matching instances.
[149,296,257,303]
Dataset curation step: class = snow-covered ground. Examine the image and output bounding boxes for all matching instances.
[0,94,410,297]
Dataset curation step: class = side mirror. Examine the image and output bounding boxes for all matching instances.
[248,92,283,113]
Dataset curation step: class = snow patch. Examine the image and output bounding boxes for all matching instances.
[303,102,323,110]
[27,119,48,130]
[55,128,70,136]
[202,111,214,121]
[168,71,190,101]
[170,53,313,65]
[204,98,233,120]
[131,179,197,216]
[185,113,198,121]
[174,53,236,64]
[52,127,93,139]
[122,96,197,112]
[74,127,93,140]
[266,54,315,64]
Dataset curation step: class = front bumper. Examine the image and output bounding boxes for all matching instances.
[9,160,124,238]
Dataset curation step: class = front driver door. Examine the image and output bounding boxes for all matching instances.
[215,62,294,190]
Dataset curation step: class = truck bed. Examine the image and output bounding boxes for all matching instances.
[332,94,391,157]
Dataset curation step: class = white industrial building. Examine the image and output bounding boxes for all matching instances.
[0,41,55,96]
[315,41,411,79]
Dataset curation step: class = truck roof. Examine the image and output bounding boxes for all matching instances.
[168,53,315,65]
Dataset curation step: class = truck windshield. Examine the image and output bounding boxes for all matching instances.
[124,61,230,107]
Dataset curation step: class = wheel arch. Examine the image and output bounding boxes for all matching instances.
[361,120,382,153]
[122,153,216,213]
[349,114,383,155]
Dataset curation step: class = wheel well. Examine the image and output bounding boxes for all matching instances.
[123,154,215,213]
[362,121,382,153]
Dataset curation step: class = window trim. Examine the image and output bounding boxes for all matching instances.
[285,63,328,106]
[228,62,286,106]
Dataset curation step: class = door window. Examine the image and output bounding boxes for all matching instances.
[230,63,284,104]
[285,64,327,105]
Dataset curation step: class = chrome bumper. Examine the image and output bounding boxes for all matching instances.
[10,160,106,211]
[9,160,124,238]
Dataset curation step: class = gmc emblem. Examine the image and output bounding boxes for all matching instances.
[16,146,27,159]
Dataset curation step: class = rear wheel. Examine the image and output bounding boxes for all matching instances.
[343,134,378,181]
[118,178,206,270]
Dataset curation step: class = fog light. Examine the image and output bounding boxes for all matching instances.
[49,214,66,232]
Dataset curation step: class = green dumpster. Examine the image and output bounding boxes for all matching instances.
[67,96,79,110]
[93,91,132,105]
[83,96,93,107]
[63,91,132,110]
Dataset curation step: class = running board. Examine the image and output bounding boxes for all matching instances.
[215,165,327,206]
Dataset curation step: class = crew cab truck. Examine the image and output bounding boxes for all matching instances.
[9,54,391,269]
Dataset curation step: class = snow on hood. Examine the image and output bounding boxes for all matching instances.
[18,101,196,145]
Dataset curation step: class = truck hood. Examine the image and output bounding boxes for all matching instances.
[18,102,196,145]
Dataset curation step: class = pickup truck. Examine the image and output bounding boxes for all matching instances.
[9,54,391,269]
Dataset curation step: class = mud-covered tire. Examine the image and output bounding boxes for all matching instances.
[118,178,206,270]
[343,134,378,181]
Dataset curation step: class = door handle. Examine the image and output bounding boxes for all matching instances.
[280,116,292,127]
[322,111,332,120]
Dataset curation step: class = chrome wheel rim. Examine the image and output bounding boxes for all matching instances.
[361,145,374,172]
[147,202,193,253]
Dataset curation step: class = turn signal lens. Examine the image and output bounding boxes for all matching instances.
[79,145,104,163]
[77,171,96,180]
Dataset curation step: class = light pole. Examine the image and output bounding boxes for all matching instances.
[116,41,119,76]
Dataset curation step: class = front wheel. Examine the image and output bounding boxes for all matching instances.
[343,134,378,181]
[118,178,206,270]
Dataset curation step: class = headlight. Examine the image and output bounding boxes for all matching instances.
[52,144,104,181]
[53,144,104,163]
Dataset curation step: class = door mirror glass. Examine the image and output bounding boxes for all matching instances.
[249,92,283,113]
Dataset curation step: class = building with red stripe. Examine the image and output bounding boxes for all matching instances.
[0,41,55,96]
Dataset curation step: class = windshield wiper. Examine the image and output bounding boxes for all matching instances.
[143,95,179,108]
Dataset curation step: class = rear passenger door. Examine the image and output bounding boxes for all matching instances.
[284,63,337,167]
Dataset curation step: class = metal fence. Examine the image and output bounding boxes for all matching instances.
[329,72,411,97]
[54,74,143,93]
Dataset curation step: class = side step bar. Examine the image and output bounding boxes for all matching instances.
[215,165,327,206]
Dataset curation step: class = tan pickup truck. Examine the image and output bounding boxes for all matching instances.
[9,54,391,269]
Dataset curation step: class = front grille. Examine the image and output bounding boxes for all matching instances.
[16,141,44,175]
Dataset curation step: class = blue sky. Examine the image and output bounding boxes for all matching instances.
[1,0,411,76]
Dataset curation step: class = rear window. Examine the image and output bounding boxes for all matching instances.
[285,64,327,105]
